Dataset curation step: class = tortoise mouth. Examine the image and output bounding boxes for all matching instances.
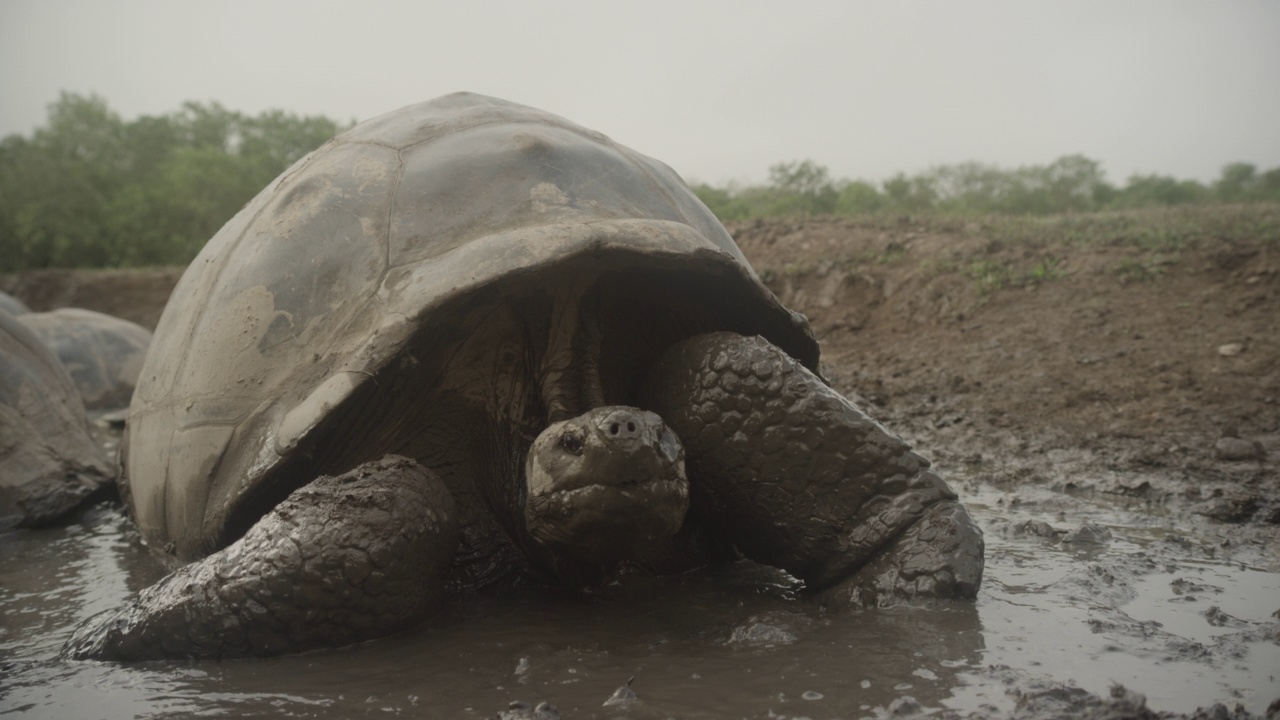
[524,407,689,562]
[525,475,690,560]
[532,471,688,509]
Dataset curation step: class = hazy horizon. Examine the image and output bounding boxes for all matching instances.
[3,1,1278,187]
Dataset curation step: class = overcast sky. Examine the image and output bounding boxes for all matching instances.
[3,1,1278,187]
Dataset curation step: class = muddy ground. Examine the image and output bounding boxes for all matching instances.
[729,209,1278,536]
[0,266,183,331]
[2,206,1277,717]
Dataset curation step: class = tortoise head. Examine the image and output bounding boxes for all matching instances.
[524,406,688,568]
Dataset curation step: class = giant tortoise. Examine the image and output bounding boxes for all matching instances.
[18,308,152,411]
[1,310,112,529]
[0,291,31,316]
[65,93,983,661]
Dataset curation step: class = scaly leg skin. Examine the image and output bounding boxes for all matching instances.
[62,455,459,661]
[640,332,983,608]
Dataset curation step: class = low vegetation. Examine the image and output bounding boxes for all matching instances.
[0,93,348,271]
[1,94,1276,272]
[693,157,1280,222]
[731,204,1278,310]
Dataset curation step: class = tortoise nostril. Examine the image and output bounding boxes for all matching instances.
[598,410,649,440]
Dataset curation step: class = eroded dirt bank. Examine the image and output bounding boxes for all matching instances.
[0,267,183,331]
[728,209,1279,538]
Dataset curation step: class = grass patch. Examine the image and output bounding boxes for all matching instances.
[782,261,817,276]
[968,259,1015,294]
[869,241,909,265]
[1111,255,1178,284]
[966,256,1069,295]
[977,205,1280,249]
[828,244,909,269]
[1025,256,1068,285]
[919,258,959,278]
[1112,259,1164,283]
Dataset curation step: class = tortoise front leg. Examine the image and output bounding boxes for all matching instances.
[639,332,983,608]
[62,455,459,661]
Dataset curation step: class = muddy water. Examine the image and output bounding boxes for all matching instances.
[2,479,1278,718]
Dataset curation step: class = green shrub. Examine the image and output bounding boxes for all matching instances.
[0,93,348,271]
[693,156,1280,223]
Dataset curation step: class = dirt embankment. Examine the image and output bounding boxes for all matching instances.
[0,267,183,330]
[728,208,1279,539]
[3,208,1277,535]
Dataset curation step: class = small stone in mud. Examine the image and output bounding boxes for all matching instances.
[726,611,810,647]
[1216,342,1244,357]
[1214,436,1264,462]
[495,700,560,720]
[1197,495,1261,523]
[887,696,922,715]
[1014,519,1060,539]
[602,677,637,707]
[727,619,798,646]
[1202,605,1246,629]
[1062,524,1111,545]
[1170,578,1221,596]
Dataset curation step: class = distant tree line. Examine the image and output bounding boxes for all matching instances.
[3,94,1278,271]
[0,93,348,271]
[692,156,1280,222]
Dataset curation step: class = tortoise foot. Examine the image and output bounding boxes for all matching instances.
[62,455,458,661]
[641,331,983,601]
[818,499,984,609]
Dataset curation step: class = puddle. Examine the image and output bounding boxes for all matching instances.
[958,482,1280,715]
[1124,564,1280,644]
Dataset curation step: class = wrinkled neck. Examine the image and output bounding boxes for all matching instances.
[539,284,606,423]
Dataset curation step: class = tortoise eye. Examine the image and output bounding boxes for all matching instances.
[560,432,584,455]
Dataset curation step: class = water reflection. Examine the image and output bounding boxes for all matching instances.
[3,504,988,719]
